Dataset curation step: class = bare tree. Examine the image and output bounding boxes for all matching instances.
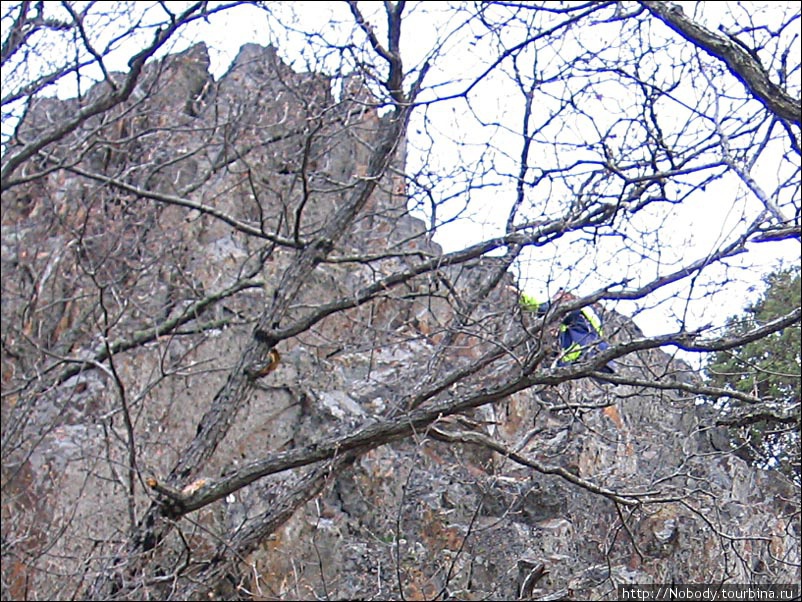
[2,2,799,600]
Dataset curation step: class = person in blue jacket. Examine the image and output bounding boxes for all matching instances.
[520,289,616,374]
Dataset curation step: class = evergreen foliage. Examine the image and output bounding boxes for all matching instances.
[706,267,801,479]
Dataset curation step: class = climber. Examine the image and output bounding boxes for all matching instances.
[519,289,616,374]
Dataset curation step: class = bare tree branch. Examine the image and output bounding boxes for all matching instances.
[641,1,801,125]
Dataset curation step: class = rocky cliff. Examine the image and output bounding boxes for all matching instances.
[1,43,799,601]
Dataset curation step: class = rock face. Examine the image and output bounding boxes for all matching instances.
[1,44,799,601]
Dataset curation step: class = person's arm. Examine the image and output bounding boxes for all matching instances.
[519,293,540,312]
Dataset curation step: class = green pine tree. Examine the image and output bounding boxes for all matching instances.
[705,266,801,480]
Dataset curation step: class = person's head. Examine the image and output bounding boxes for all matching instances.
[553,288,576,303]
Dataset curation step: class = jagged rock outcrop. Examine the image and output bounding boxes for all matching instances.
[2,43,799,601]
